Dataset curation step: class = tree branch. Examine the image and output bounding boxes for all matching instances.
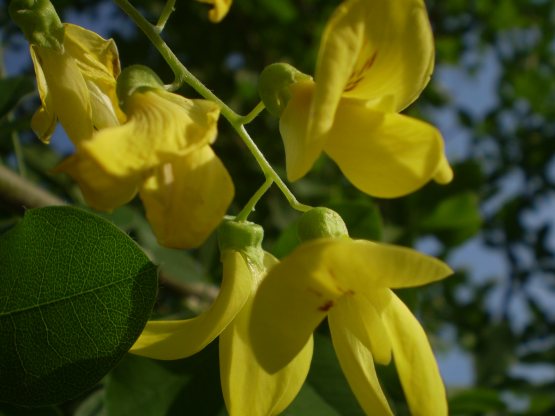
[0,164,65,212]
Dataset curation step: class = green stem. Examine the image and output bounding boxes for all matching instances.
[235,177,273,222]
[114,0,233,118]
[114,0,311,214]
[239,101,265,125]
[9,114,27,177]
[234,125,311,213]
[156,0,176,32]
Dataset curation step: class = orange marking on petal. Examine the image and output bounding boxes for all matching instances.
[344,50,379,93]
[318,300,335,312]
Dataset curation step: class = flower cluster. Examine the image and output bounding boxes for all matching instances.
[12,0,455,414]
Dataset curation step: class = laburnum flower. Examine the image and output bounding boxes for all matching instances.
[196,0,232,22]
[249,208,453,415]
[130,220,312,415]
[9,0,123,144]
[261,0,453,198]
[56,66,234,248]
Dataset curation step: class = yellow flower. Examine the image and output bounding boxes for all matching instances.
[130,221,312,415]
[30,23,123,143]
[57,66,234,248]
[196,0,232,23]
[278,0,453,198]
[249,209,452,415]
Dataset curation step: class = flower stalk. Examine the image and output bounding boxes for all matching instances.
[114,0,311,217]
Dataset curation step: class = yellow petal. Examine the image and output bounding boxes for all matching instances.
[312,0,434,141]
[29,46,56,143]
[328,313,393,416]
[249,239,345,372]
[64,24,124,124]
[64,23,125,123]
[279,80,325,181]
[81,92,219,177]
[250,238,451,372]
[382,293,448,416]
[31,107,56,145]
[63,23,121,82]
[220,253,312,416]
[86,80,121,128]
[196,0,232,22]
[434,154,454,184]
[130,250,252,360]
[343,240,453,289]
[324,100,449,198]
[139,146,234,249]
[31,45,93,143]
[330,293,392,365]
[54,151,138,211]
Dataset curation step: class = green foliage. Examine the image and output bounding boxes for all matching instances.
[0,76,35,120]
[0,207,158,406]
[1,0,555,414]
[105,345,224,415]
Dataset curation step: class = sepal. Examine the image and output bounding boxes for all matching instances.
[116,65,164,110]
[298,207,349,241]
[9,0,64,50]
[258,63,312,117]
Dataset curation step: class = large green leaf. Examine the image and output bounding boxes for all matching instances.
[0,206,158,406]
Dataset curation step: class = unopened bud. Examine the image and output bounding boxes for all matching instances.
[298,207,349,241]
[258,63,312,117]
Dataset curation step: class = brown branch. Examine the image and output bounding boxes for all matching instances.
[0,164,65,212]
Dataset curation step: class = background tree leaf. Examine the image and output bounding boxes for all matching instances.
[0,76,35,120]
[0,206,158,407]
[105,343,224,416]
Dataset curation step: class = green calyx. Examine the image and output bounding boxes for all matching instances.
[116,65,164,111]
[258,63,312,117]
[9,0,64,50]
[298,207,349,241]
[218,220,265,268]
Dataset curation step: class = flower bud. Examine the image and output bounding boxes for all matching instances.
[218,220,265,268]
[116,65,164,111]
[258,63,312,117]
[298,207,349,241]
[9,0,64,50]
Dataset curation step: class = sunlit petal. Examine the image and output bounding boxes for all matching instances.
[29,47,56,143]
[341,240,453,289]
[279,80,325,181]
[196,0,232,22]
[328,312,393,416]
[81,92,219,177]
[433,154,454,184]
[139,146,234,249]
[309,0,364,141]
[382,293,448,416]
[324,100,450,198]
[54,151,138,211]
[330,294,392,365]
[313,0,434,132]
[63,23,120,81]
[250,239,346,372]
[221,253,312,415]
[130,250,252,360]
[63,24,124,125]
[31,45,93,143]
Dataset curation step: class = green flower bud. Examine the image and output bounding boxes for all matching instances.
[258,63,312,117]
[298,207,349,241]
[218,219,265,269]
[116,65,164,110]
[9,0,64,50]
